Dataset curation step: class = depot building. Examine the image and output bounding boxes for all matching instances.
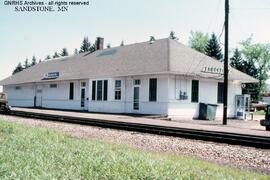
[0,38,257,119]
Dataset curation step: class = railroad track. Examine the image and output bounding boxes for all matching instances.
[6,110,270,149]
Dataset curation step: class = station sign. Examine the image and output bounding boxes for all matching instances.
[42,72,60,80]
[201,66,224,74]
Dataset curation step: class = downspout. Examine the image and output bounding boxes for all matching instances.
[124,76,127,113]
[34,83,37,108]
[167,39,171,116]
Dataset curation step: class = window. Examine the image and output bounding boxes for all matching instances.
[134,79,141,85]
[92,81,96,100]
[69,82,74,100]
[81,82,86,87]
[115,80,121,100]
[81,88,85,107]
[149,78,157,101]
[191,80,199,103]
[217,82,224,103]
[97,80,103,101]
[50,84,57,88]
[103,80,108,101]
[92,80,108,101]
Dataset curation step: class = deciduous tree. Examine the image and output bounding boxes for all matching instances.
[230,38,270,100]
[188,31,209,54]
[241,38,270,99]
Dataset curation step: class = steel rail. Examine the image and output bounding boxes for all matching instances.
[7,110,270,149]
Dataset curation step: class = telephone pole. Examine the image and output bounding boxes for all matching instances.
[223,0,229,125]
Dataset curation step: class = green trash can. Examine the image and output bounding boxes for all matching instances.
[199,103,218,120]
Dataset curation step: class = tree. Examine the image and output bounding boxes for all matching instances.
[106,43,111,48]
[205,33,223,61]
[169,31,178,40]
[74,48,78,54]
[12,62,23,75]
[120,40,124,46]
[24,58,29,69]
[53,52,60,58]
[79,37,91,53]
[229,38,270,101]
[188,31,209,54]
[230,48,259,100]
[230,48,243,69]
[149,36,156,42]
[61,48,69,56]
[241,38,270,99]
[45,55,51,60]
[89,39,96,52]
[31,56,37,66]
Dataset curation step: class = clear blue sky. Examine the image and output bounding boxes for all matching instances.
[0,0,270,90]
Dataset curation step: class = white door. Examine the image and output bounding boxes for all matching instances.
[133,86,140,111]
[80,82,88,110]
[80,88,86,110]
[35,88,42,107]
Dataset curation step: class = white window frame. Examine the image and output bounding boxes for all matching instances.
[114,80,121,100]
[92,80,108,101]
[49,84,58,88]
[15,86,21,90]
[134,79,141,85]
[81,82,86,87]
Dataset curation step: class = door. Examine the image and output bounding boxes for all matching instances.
[133,86,140,110]
[35,88,42,107]
[235,95,245,119]
[81,88,86,109]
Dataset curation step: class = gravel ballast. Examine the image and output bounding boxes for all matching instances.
[1,115,270,175]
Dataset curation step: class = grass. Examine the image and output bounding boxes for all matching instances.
[254,110,266,116]
[0,120,268,180]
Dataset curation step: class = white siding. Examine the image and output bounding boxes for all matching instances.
[4,80,89,110]
[89,78,126,113]
[89,75,168,115]
[167,75,242,119]
[263,97,270,105]
[4,84,35,107]
[124,75,168,115]
[41,81,86,110]
[3,74,242,119]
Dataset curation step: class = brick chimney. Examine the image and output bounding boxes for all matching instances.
[96,37,104,50]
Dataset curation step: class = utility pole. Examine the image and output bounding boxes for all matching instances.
[223,0,229,125]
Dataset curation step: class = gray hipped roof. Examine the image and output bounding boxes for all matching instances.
[0,38,258,85]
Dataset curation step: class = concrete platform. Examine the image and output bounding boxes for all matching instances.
[11,107,270,137]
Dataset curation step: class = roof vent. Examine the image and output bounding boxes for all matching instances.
[97,49,117,57]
